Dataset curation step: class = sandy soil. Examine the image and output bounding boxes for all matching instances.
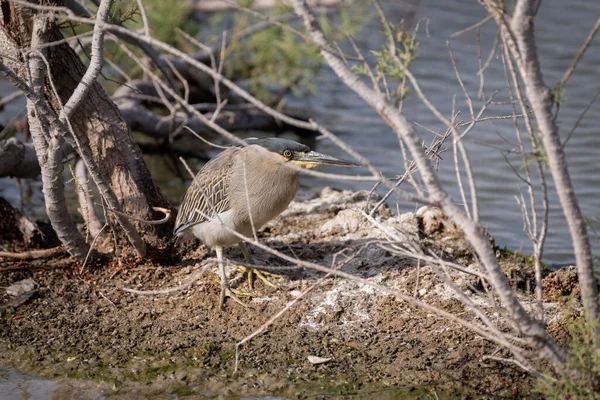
[0,188,579,399]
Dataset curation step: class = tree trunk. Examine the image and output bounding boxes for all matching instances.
[510,0,600,350]
[0,2,173,252]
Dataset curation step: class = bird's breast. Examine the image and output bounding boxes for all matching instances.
[229,155,300,230]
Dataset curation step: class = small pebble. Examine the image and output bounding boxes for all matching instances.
[307,355,332,365]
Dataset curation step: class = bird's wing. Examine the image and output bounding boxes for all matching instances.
[173,148,237,237]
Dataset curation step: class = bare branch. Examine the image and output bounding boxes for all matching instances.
[9,14,90,260]
[556,16,600,90]
[293,0,566,369]
[57,0,147,257]
[505,0,600,345]
[75,158,104,241]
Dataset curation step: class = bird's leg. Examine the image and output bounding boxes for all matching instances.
[237,242,282,289]
[215,246,249,308]
[216,246,227,308]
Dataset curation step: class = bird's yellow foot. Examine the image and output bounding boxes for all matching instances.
[212,278,254,308]
[236,266,283,289]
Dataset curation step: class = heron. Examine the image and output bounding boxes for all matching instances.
[174,137,358,308]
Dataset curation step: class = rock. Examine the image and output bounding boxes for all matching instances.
[6,278,36,297]
[318,209,367,235]
[382,213,420,242]
[416,206,446,235]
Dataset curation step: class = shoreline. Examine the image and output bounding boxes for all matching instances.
[0,188,579,398]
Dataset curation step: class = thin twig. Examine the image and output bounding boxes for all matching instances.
[556,16,600,89]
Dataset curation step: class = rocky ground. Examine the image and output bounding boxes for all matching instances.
[0,188,581,399]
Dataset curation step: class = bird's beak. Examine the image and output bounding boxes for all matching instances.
[295,151,360,168]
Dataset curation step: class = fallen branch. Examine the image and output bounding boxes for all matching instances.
[0,246,65,260]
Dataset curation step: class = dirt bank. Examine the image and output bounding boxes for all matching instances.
[0,188,577,399]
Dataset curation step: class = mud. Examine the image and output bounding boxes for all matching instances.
[0,188,578,399]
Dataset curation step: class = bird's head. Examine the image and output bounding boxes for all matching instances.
[245,137,359,169]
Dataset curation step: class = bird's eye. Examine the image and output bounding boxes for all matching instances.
[283,150,293,158]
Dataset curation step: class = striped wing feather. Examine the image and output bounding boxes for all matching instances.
[174,148,236,236]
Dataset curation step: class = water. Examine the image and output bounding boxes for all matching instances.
[286,0,600,266]
[0,367,103,400]
[1,1,599,267]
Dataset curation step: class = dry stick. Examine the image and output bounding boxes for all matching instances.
[347,35,380,94]
[0,246,65,260]
[450,15,493,38]
[292,0,566,369]
[36,29,95,51]
[556,16,600,90]
[0,90,22,108]
[501,44,547,322]
[80,223,108,274]
[377,3,480,222]
[562,89,600,150]
[378,243,486,280]
[105,56,132,83]
[476,28,486,101]
[98,291,116,307]
[369,125,453,217]
[215,31,227,111]
[75,159,103,240]
[135,0,151,38]
[445,39,486,228]
[183,126,230,150]
[177,28,222,109]
[482,355,543,378]
[497,0,600,348]
[0,109,26,141]
[413,259,421,298]
[178,157,196,180]
[501,46,537,233]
